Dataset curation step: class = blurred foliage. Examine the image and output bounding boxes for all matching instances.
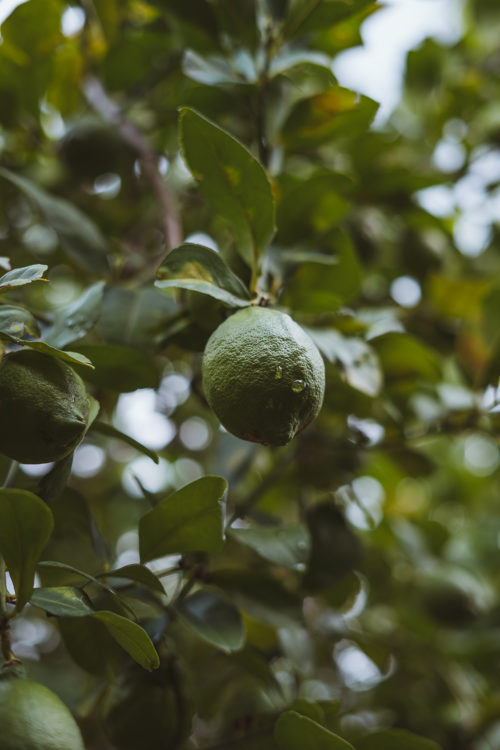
[1,1,500,749]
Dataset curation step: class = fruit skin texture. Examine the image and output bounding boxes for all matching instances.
[202,306,325,446]
[0,664,85,750]
[0,349,90,464]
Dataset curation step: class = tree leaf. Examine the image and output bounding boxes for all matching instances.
[269,49,333,78]
[284,0,376,39]
[23,340,95,368]
[31,586,95,617]
[92,610,160,671]
[303,503,361,592]
[139,476,228,562]
[0,489,54,610]
[370,332,441,386]
[0,264,47,293]
[179,108,276,271]
[37,560,135,618]
[176,588,245,651]
[229,523,310,570]
[0,304,41,338]
[356,729,442,750]
[58,615,126,678]
[281,229,361,312]
[306,328,383,397]
[99,285,182,353]
[275,711,354,750]
[44,281,106,349]
[183,49,247,86]
[0,167,110,276]
[91,421,159,464]
[282,87,379,150]
[3,338,95,368]
[211,569,302,628]
[37,452,74,504]
[101,564,166,594]
[72,344,160,391]
[155,243,251,307]
[276,171,352,243]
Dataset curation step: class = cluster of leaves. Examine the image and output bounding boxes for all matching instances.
[1,1,500,749]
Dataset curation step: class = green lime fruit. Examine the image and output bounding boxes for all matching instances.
[0,349,90,464]
[202,306,325,445]
[0,664,85,750]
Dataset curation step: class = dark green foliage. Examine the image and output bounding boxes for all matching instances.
[0,1,499,750]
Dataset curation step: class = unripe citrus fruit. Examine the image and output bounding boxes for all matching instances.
[202,306,325,445]
[0,349,90,464]
[0,664,85,750]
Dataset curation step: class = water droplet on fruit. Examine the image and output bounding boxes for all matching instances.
[274,366,283,380]
[291,379,305,393]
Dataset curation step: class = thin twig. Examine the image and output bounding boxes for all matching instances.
[82,77,182,261]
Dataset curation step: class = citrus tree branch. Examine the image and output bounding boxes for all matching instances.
[82,77,182,258]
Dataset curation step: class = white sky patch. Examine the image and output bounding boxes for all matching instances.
[114,389,176,451]
[0,0,28,26]
[333,0,464,124]
[390,275,422,307]
[61,6,85,37]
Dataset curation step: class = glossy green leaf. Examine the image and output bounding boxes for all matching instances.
[356,729,442,750]
[284,0,375,37]
[371,332,441,385]
[183,50,248,85]
[20,340,95,368]
[176,588,245,651]
[281,229,361,311]
[36,489,104,587]
[276,172,352,243]
[274,711,354,750]
[0,305,41,338]
[0,489,54,610]
[37,452,74,504]
[179,107,276,271]
[99,285,182,353]
[211,569,302,627]
[58,615,126,678]
[44,281,105,349]
[139,476,228,561]
[229,522,310,569]
[37,560,135,618]
[282,87,379,149]
[306,328,383,396]
[92,611,160,671]
[31,586,94,617]
[0,336,95,368]
[72,344,160,391]
[0,263,47,293]
[155,243,251,307]
[0,168,110,276]
[91,421,159,464]
[269,49,333,78]
[101,564,166,595]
